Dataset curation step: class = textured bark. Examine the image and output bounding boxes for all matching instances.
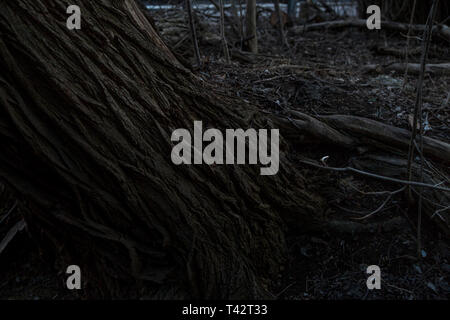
[273,0,288,47]
[0,0,324,298]
[245,0,258,53]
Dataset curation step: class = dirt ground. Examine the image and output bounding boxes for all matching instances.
[0,6,449,299]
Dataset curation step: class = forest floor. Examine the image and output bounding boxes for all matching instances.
[0,7,449,299]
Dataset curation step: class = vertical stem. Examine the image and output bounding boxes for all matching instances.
[231,0,239,24]
[185,0,201,67]
[245,0,258,53]
[239,0,244,49]
[274,0,288,48]
[219,0,231,63]
[402,0,418,89]
[287,0,297,20]
[405,0,439,258]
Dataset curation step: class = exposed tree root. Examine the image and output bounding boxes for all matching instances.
[277,111,450,165]
[275,111,450,234]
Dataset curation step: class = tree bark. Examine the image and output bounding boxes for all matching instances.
[245,0,258,53]
[0,0,323,298]
[273,0,288,47]
[219,0,231,63]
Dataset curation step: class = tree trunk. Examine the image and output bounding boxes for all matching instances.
[219,0,231,63]
[274,0,288,47]
[0,0,323,298]
[287,0,297,20]
[185,0,202,67]
[245,0,258,53]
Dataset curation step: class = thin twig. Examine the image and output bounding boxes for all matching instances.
[299,160,450,192]
[405,0,439,259]
[0,201,18,225]
[406,1,439,183]
[275,281,296,298]
[431,205,450,220]
[351,187,405,221]
[402,0,417,87]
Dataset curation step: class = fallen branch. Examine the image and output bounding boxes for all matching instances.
[318,114,450,164]
[326,216,409,234]
[290,19,450,43]
[278,111,450,165]
[362,62,450,75]
[372,46,422,58]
